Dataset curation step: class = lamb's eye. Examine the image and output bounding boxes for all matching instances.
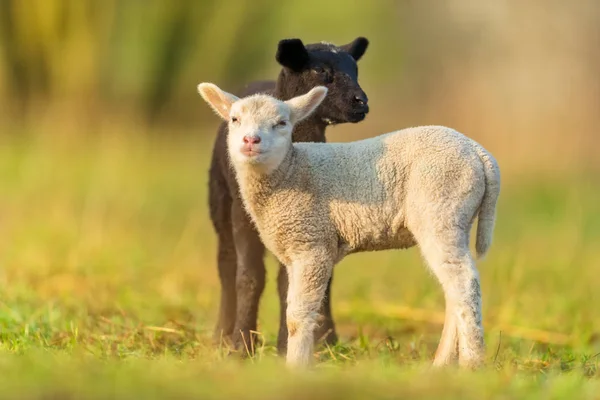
[231,116,239,123]
[314,67,332,83]
[274,120,287,128]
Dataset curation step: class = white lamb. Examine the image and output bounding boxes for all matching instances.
[197,83,501,369]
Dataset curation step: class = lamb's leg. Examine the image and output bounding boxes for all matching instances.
[276,264,337,354]
[213,225,237,343]
[285,255,333,368]
[230,200,266,355]
[276,265,289,354]
[209,176,237,343]
[430,252,483,368]
[432,296,458,366]
[452,255,484,368]
[313,276,338,346]
[416,231,484,368]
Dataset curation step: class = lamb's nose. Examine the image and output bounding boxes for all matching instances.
[243,135,261,144]
[353,92,368,106]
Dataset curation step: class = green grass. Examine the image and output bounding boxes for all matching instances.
[0,128,599,399]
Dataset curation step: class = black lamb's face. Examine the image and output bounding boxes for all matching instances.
[275,37,370,125]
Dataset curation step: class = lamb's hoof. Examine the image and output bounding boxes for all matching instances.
[276,325,337,356]
[314,326,338,347]
[460,360,484,370]
[432,357,457,368]
[230,330,263,358]
[213,330,233,347]
[276,343,287,356]
[458,355,485,370]
[314,315,338,346]
[285,357,314,370]
[432,350,458,367]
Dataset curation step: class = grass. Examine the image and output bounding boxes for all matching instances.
[0,125,599,399]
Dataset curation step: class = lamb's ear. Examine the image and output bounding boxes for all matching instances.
[197,83,239,120]
[340,37,369,61]
[276,39,309,72]
[285,86,328,124]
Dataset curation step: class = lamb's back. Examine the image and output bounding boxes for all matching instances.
[293,125,480,204]
[289,126,484,255]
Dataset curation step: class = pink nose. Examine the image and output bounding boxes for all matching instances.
[243,135,261,144]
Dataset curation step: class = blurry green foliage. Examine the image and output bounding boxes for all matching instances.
[0,0,400,125]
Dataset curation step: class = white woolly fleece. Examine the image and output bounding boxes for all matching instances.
[238,126,500,267]
[197,83,501,370]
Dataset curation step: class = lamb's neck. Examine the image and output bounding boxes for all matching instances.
[234,148,296,218]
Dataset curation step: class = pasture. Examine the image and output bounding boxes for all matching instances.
[0,122,598,398]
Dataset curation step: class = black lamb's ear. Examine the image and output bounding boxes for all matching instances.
[340,37,369,61]
[276,39,309,71]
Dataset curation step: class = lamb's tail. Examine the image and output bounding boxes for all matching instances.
[474,144,501,259]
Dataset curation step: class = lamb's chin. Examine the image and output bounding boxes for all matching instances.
[233,152,269,169]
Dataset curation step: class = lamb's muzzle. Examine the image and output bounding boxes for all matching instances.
[197,82,501,370]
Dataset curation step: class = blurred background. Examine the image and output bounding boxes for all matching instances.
[1,0,599,173]
[0,0,599,361]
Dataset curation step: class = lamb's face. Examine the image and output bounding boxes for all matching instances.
[198,83,328,173]
[275,37,370,125]
[227,95,293,172]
